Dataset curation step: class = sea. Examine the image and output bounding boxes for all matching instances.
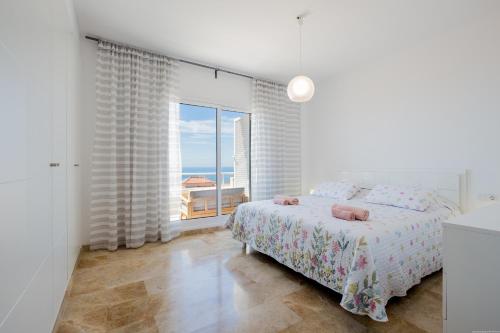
[182,166,234,183]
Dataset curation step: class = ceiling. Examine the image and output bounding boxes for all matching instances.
[74,0,498,83]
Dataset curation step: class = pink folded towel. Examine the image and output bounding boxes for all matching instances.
[332,204,369,221]
[273,195,299,205]
[332,207,356,221]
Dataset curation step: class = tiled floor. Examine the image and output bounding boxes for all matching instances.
[54,230,443,333]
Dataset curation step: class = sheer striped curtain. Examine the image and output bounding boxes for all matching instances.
[251,79,301,201]
[90,40,181,251]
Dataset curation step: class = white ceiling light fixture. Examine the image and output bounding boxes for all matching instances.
[287,15,315,103]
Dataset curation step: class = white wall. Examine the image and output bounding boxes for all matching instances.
[302,11,500,209]
[0,0,82,331]
[80,39,252,244]
[80,40,98,248]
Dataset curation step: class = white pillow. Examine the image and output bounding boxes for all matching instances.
[352,188,372,200]
[365,184,434,211]
[312,182,359,200]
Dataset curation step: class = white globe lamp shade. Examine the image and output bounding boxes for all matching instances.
[287,75,315,102]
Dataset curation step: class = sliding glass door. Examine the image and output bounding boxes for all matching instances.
[176,103,250,222]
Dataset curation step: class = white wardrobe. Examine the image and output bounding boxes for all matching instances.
[0,0,82,331]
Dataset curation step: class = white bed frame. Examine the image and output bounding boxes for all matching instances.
[335,169,470,213]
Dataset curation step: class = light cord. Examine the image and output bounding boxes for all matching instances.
[298,16,303,73]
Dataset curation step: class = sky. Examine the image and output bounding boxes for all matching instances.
[180,104,247,169]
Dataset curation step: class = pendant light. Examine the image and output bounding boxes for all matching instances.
[287,16,315,103]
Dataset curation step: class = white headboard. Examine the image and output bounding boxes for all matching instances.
[335,169,469,212]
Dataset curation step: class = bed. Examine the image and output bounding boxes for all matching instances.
[226,170,467,321]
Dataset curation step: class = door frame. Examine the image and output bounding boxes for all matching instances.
[174,100,251,231]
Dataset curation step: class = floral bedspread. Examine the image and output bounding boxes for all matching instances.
[226,195,458,321]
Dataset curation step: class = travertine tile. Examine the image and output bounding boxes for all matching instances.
[281,287,368,333]
[55,229,443,333]
[389,288,442,333]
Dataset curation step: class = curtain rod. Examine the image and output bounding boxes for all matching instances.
[85,35,255,80]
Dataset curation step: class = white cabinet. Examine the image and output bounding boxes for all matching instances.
[0,0,81,331]
[443,204,500,333]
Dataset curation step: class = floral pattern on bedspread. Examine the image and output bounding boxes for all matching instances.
[226,195,457,321]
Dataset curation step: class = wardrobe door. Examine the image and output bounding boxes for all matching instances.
[66,29,82,275]
[50,21,69,322]
[0,0,54,331]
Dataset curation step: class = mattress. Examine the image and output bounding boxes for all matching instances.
[226,193,459,321]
